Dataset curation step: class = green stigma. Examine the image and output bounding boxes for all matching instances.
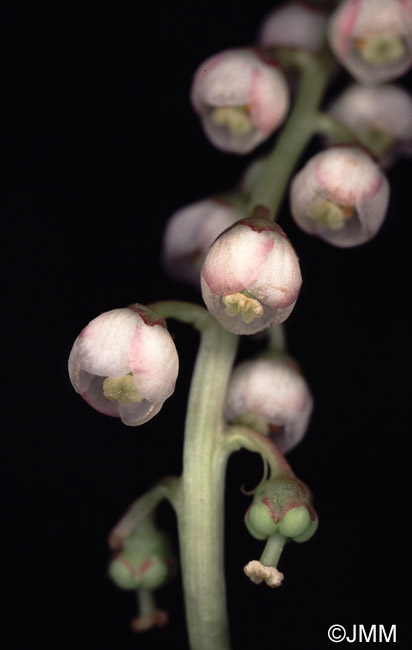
[103,373,144,405]
[355,34,405,66]
[308,200,354,231]
[222,291,264,323]
[211,106,253,136]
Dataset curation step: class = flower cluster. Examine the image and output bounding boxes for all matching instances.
[67,2,411,641]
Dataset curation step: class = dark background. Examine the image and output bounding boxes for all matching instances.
[3,1,411,649]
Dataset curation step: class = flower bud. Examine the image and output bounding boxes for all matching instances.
[328,0,412,85]
[225,354,313,453]
[161,197,243,287]
[190,48,290,154]
[245,478,318,543]
[68,304,179,425]
[328,83,412,167]
[108,521,175,591]
[200,218,302,335]
[290,146,390,247]
[258,2,327,52]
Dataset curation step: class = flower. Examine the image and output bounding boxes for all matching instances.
[289,146,390,247]
[190,48,289,154]
[161,197,243,287]
[225,354,313,453]
[244,477,318,542]
[68,304,179,426]
[327,83,412,167]
[200,217,302,335]
[108,520,175,592]
[258,2,327,52]
[327,0,412,85]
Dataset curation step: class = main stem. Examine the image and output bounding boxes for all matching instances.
[248,48,336,220]
[178,319,238,650]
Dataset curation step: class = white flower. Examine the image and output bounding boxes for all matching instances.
[68,305,179,426]
[200,218,302,335]
[225,355,313,453]
[290,146,390,247]
[328,0,412,84]
[328,83,412,167]
[162,198,243,287]
[190,48,289,154]
[258,2,327,52]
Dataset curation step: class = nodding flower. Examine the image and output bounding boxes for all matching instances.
[327,83,412,167]
[225,353,313,453]
[290,145,390,247]
[200,217,302,335]
[162,197,243,287]
[328,0,412,85]
[190,48,290,154]
[68,304,179,426]
[258,2,327,53]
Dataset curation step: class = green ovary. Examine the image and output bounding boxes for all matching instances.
[211,106,253,135]
[308,200,354,231]
[222,291,264,323]
[355,34,405,66]
[103,373,144,405]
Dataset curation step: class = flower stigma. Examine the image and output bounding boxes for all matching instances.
[222,290,264,323]
[355,34,405,66]
[210,105,253,135]
[308,199,354,231]
[103,374,144,405]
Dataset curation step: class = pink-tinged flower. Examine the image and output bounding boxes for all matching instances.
[200,218,302,335]
[225,355,313,453]
[258,2,327,52]
[190,48,290,154]
[68,305,179,426]
[328,83,412,167]
[161,197,243,287]
[328,0,412,84]
[289,146,390,247]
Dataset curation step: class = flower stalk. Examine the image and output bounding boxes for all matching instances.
[247,47,337,221]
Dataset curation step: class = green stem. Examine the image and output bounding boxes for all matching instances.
[221,425,295,480]
[107,475,180,550]
[147,300,239,650]
[247,49,336,221]
[178,320,239,650]
[312,112,357,145]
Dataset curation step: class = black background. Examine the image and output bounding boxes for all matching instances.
[3,1,411,649]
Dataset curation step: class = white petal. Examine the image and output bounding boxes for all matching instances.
[162,199,242,285]
[72,308,142,378]
[201,224,274,296]
[225,358,313,452]
[246,231,302,309]
[258,3,327,52]
[129,323,179,403]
